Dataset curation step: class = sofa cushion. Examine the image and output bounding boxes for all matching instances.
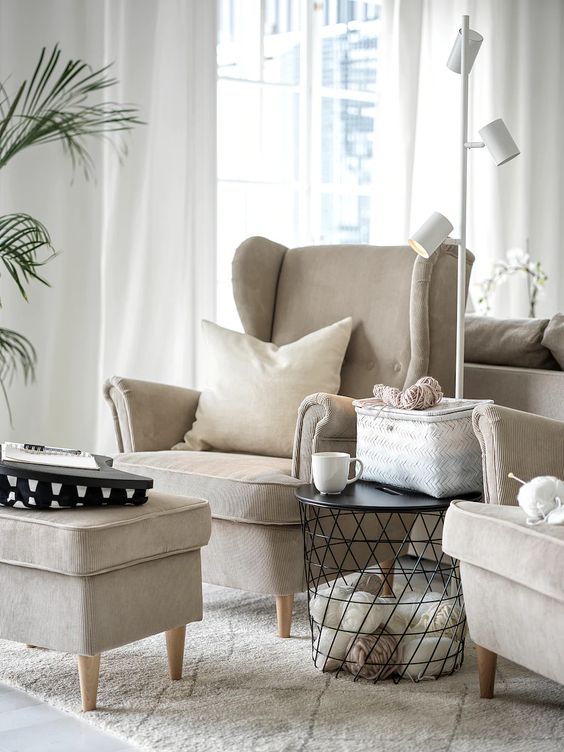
[542,314,564,369]
[443,500,564,604]
[115,451,303,525]
[175,317,352,459]
[465,315,558,369]
[0,491,210,576]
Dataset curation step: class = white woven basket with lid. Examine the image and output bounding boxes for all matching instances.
[353,397,492,498]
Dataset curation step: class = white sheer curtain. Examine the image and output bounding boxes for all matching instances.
[372,0,564,317]
[0,0,216,452]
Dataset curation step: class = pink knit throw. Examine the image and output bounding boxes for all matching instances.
[344,628,402,680]
[373,376,443,410]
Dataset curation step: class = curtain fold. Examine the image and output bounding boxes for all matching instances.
[0,0,216,452]
[96,0,217,451]
[372,0,564,317]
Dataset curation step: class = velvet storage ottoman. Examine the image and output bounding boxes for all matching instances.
[0,490,211,710]
[443,500,564,697]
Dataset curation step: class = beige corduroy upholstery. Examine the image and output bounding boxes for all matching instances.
[115,451,302,524]
[233,237,473,398]
[472,403,564,505]
[0,491,211,711]
[465,364,564,422]
[444,500,564,696]
[104,236,471,635]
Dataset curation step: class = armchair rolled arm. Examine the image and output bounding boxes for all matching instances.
[103,376,201,453]
[473,404,564,506]
[292,392,358,481]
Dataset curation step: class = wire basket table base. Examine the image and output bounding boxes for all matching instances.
[297,484,467,683]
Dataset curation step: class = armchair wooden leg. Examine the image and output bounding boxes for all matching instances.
[476,644,497,699]
[166,625,186,680]
[380,559,395,596]
[77,654,101,712]
[276,595,294,638]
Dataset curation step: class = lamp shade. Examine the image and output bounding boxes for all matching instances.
[478,118,520,166]
[408,212,454,258]
[447,28,483,73]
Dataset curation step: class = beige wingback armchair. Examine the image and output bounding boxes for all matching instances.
[104,237,472,637]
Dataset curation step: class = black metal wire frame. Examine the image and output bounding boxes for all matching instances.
[299,502,466,683]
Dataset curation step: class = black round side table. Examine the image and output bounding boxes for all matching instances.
[296,481,475,683]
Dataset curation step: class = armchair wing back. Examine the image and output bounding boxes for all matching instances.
[233,237,474,397]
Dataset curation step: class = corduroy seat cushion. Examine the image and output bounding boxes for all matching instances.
[443,500,564,604]
[0,491,210,576]
[115,450,303,525]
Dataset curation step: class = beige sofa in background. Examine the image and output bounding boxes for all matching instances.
[464,314,564,421]
[465,364,564,421]
[104,236,471,637]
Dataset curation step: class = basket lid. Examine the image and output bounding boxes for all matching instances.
[353,396,493,420]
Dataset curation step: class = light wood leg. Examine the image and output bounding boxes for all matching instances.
[276,594,294,638]
[476,644,497,699]
[77,654,100,712]
[166,625,186,680]
[380,559,395,596]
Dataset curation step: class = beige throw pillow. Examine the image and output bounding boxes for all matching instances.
[465,314,558,369]
[542,314,564,369]
[175,317,352,458]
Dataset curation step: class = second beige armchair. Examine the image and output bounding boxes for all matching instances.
[104,236,471,636]
[473,402,564,505]
[444,403,564,698]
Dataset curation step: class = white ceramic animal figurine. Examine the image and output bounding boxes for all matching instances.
[509,473,564,525]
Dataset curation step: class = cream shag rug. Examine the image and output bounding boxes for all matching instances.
[0,584,563,752]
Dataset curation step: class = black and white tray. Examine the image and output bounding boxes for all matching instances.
[0,451,153,508]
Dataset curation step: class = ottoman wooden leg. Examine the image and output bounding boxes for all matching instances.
[276,594,294,638]
[77,655,101,712]
[166,625,186,680]
[476,644,497,699]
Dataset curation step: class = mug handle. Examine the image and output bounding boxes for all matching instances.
[346,458,363,485]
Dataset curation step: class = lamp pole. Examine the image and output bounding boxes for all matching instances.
[408,15,519,400]
[455,14,470,400]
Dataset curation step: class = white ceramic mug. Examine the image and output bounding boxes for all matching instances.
[312,452,364,495]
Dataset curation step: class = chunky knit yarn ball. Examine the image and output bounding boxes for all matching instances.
[340,592,386,634]
[355,572,384,596]
[313,626,351,672]
[373,376,443,410]
[343,628,402,680]
[400,636,459,680]
[309,586,354,628]
[413,603,465,641]
[517,476,564,523]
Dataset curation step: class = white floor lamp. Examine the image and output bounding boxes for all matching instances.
[407,14,520,399]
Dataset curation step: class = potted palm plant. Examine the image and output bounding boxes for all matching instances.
[0,45,141,421]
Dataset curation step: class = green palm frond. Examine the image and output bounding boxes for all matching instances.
[0,328,36,424]
[0,45,141,424]
[0,213,56,303]
[0,213,51,424]
[0,44,142,176]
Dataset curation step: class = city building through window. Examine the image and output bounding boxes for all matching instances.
[217,0,381,325]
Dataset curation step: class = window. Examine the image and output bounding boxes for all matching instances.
[217,0,381,326]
